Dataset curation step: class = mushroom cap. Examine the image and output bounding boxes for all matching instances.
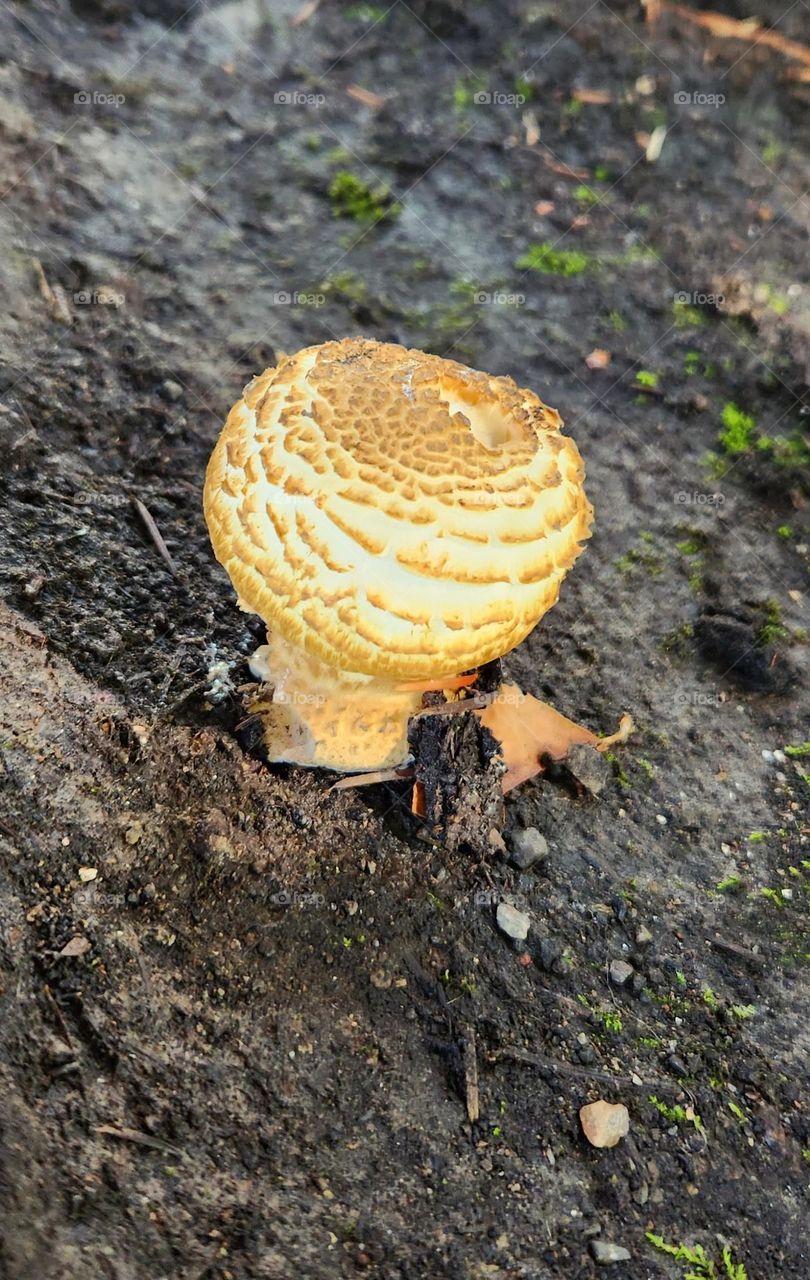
[204,338,592,680]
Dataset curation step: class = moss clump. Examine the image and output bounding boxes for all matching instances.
[719,402,756,454]
[757,599,789,647]
[649,1096,704,1132]
[574,184,599,206]
[319,270,368,305]
[329,171,400,223]
[346,4,387,21]
[635,369,658,387]
[597,1009,623,1033]
[615,534,664,578]
[516,243,590,276]
[673,301,705,328]
[647,1233,748,1279]
[716,875,741,893]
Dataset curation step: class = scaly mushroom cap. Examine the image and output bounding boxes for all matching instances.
[204,338,592,680]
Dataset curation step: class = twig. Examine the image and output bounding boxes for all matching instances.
[130,495,178,576]
[347,85,385,109]
[462,1026,480,1122]
[291,0,320,25]
[497,1045,678,1092]
[708,935,765,968]
[330,766,415,791]
[31,257,72,325]
[411,694,491,719]
[96,1124,183,1157]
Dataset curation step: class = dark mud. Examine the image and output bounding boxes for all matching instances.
[1,2,809,1277]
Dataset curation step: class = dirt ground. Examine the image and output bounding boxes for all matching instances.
[1,2,809,1277]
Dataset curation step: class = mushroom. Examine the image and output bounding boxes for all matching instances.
[203,337,592,772]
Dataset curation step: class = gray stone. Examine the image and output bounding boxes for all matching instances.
[537,937,563,972]
[509,827,548,870]
[496,901,530,941]
[566,743,610,795]
[590,1241,632,1265]
[636,925,654,946]
[609,959,634,986]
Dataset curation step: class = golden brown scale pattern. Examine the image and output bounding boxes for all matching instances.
[204,338,592,679]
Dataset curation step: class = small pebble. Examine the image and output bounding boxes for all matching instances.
[78,867,98,883]
[579,1100,630,1149]
[655,814,668,826]
[509,827,548,870]
[488,828,507,854]
[636,925,653,946]
[537,937,563,972]
[609,959,634,986]
[566,743,609,795]
[496,901,530,941]
[590,1241,632,1265]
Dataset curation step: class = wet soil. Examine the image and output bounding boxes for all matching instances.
[0,2,809,1277]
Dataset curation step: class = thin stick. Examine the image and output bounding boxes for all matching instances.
[331,766,415,791]
[462,1026,480,1122]
[96,1124,183,1157]
[130,495,178,576]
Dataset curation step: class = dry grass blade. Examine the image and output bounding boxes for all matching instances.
[347,85,385,109]
[291,0,320,27]
[330,766,415,791]
[664,4,810,69]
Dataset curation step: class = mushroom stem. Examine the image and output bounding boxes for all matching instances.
[247,632,425,772]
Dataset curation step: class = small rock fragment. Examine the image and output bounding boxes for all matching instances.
[59,936,91,958]
[590,1241,632,1265]
[496,901,530,941]
[609,959,634,986]
[537,937,563,972]
[509,826,548,869]
[565,743,610,795]
[585,348,611,370]
[636,925,653,946]
[488,828,507,854]
[0,94,35,140]
[579,1100,630,1148]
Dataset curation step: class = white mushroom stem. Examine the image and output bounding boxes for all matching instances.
[247,632,425,772]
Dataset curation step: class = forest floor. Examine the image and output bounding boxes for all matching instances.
[0,2,809,1277]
